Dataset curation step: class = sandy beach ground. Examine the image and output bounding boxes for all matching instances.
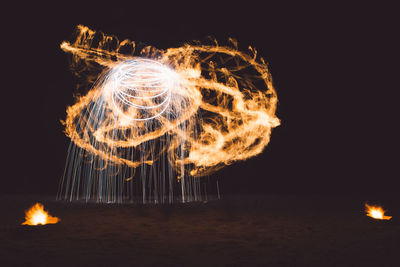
[0,194,398,266]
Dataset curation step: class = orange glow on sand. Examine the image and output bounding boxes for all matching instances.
[365,204,392,220]
[21,203,60,226]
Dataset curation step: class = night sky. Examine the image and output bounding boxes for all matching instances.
[3,2,398,196]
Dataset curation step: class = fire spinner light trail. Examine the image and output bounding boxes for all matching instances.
[58,25,280,203]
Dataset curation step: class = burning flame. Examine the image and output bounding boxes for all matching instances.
[365,204,392,220]
[21,203,60,226]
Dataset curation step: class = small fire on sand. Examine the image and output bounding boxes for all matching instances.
[21,203,60,226]
[365,204,392,220]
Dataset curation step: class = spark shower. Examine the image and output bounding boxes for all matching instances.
[58,25,280,203]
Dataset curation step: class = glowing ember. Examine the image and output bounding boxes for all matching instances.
[21,203,60,226]
[365,204,392,220]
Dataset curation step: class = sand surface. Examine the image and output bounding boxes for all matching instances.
[0,194,399,266]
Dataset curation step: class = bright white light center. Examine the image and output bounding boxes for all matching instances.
[32,213,47,225]
[107,58,178,121]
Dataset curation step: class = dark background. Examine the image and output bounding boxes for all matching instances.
[2,2,398,196]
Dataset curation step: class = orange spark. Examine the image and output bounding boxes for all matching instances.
[365,204,392,220]
[21,203,60,226]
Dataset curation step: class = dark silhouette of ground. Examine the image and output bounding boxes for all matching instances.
[1,194,398,266]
